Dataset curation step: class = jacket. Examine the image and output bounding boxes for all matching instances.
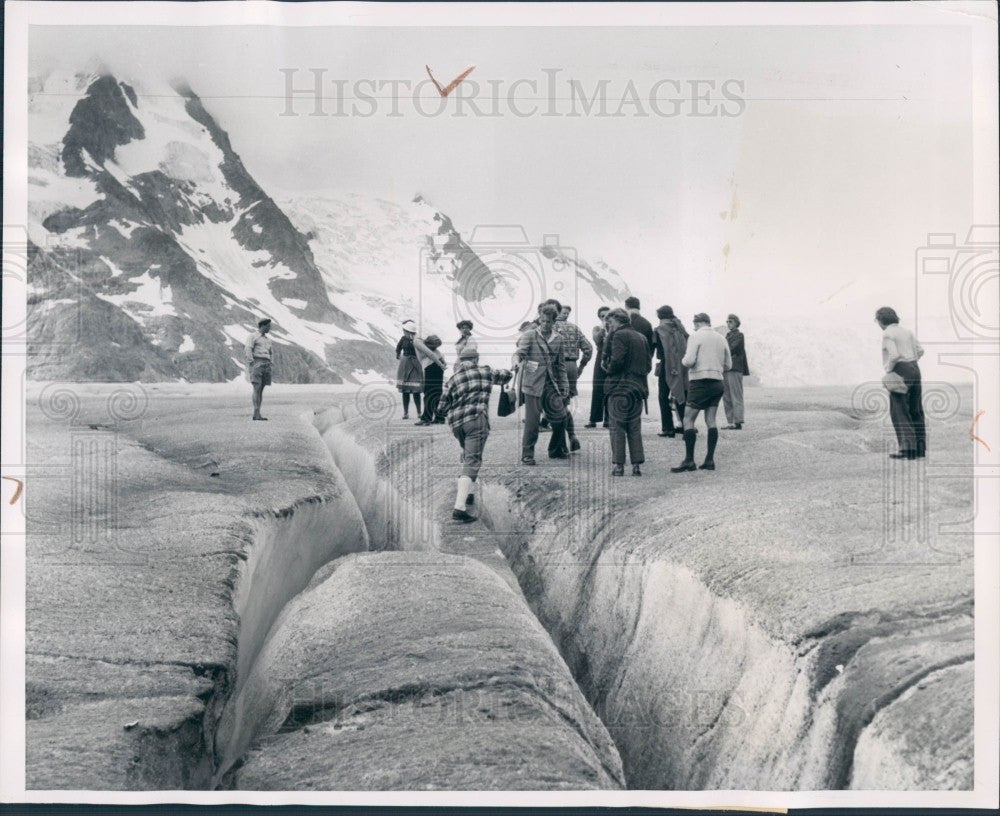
[629,312,655,360]
[516,325,569,397]
[653,318,689,397]
[726,329,750,376]
[603,325,650,399]
[414,337,446,370]
[592,325,608,381]
[553,319,594,365]
[682,326,732,380]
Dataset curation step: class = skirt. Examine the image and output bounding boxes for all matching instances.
[396,355,423,393]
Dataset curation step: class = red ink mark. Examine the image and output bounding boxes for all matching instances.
[2,476,24,505]
[425,64,476,97]
[969,410,991,452]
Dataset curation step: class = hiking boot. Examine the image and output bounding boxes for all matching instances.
[252,415,268,421]
[414,420,430,426]
[658,431,675,438]
[584,422,597,429]
[452,508,476,523]
[611,464,625,476]
[521,456,537,466]
[570,436,581,452]
[549,451,569,460]
[671,460,697,473]
[889,451,917,460]
[699,460,716,471]
[632,465,642,476]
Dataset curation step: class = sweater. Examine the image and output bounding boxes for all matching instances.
[681,326,732,380]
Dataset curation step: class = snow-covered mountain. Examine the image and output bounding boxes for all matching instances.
[25,70,632,383]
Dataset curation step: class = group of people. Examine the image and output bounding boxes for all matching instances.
[392,296,753,522]
[583,298,752,475]
[240,298,925,525]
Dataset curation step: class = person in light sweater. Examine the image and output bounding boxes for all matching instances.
[877,306,926,459]
[671,313,731,473]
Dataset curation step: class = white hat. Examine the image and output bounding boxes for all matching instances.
[401,320,417,333]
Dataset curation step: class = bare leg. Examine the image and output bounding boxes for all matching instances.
[252,383,267,420]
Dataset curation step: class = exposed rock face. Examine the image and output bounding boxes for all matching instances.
[27,72,633,384]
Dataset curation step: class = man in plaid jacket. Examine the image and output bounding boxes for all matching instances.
[437,345,513,522]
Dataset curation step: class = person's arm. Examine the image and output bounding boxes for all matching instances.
[681,333,698,369]
[607,332,627,376]
[653,331,664,361]
[577,326,593,369]
[395,337,405,359]
[883,335,901,372]
[437,372,455,416]
[552,342,569,397]
[515,328,532,361]
[491,368,513,385]
[914,334,925,360]
[723,339,733,372]
[244,334,256,364]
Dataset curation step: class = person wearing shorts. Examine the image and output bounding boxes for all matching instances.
[671,313,731,473]
[244,317,274,421]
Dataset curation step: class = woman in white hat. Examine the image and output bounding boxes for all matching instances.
[395,320,424,419]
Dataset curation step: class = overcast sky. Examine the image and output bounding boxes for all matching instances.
[29,22,982,330]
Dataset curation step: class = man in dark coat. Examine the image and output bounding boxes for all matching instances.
[652,305,689,437]
[624,296,655,359]
[722,314,750,430]
[586,306,611,428]
[602,308,650,476]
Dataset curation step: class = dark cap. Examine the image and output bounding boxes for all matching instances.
[693,312,711,325]
[456,320,474,330]
[257,317,272,327]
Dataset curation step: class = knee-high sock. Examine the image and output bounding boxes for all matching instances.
[454,476,474,510]
[683,428,697,461]
[706,427,719,461]
[402,393,411,412]
[413,393,422,412]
